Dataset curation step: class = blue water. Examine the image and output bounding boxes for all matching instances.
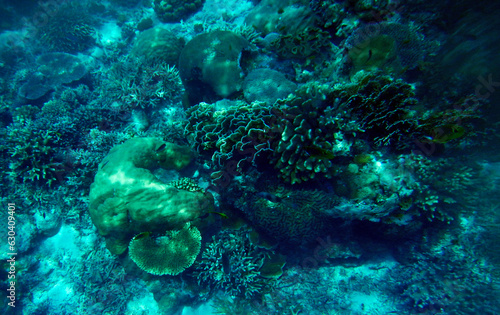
[0,0,499,314]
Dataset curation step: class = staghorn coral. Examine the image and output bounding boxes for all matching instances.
[6,119,64,186]
[128,223,202,276]
[178,30,250,102]
[243,186,336,243]
[193,228,278,298]
[405,155,477,223]
[97,57,184,110]
[185,83,360,184]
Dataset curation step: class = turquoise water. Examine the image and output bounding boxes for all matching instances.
[0,0,499,314]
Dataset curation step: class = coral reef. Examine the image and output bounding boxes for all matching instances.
[130,26,185,65]
[270,26,332,59]
[38,3,95,53]
[19,53,87,100]
[6,119,64,186]
[242,69,297,105]
[88,138,214,254]
[185,85,359,184]
[96,57,184,110]
[193,228,279,298]
[245,0,316,35]
[179,30,250,103]
[128,223,202,276]
[345,22,439,72]
[153,0,205,23]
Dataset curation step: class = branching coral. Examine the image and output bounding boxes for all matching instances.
[405,155,477,223]
[339,71,422,148]
[270,26,332,59]
[185,84,359,184]
[193,229,278,298]
[6,119,64,186]
[243,186,336,243]
[97,57,184,110]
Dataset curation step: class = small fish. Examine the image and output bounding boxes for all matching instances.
[156,143,166,152]
[43,212,46,219]
[132,232,151,241]
[366,49,373,62]
[208,211,229,219]
[221,252,230,274]
[304,145,335,160]
[427,124,466,144]
[256,191,282,203]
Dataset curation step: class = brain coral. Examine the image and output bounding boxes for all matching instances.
[243,187,336,243]
[185,85,359,185]
[89,138,214,254]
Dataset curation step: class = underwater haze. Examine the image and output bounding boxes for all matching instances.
[0,0,499,314]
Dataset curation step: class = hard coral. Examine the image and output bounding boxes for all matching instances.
[130,26,185,66]
[185,84,359,184]
[97,57,183,110]
[38,4,95,53]
[7,120,64,186]
[340,72,422,148]
[89,138,214,254]
[153,0,204,23]
[245,187,335,243]
[179,30,250,103]
[194,229,278,298]
[270,27,332,59]
[19,53,87,100]
[129,223,202,276]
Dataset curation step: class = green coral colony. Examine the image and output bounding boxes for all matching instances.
[1,0,498,314]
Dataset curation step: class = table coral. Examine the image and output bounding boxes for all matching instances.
[128,223,201,276]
